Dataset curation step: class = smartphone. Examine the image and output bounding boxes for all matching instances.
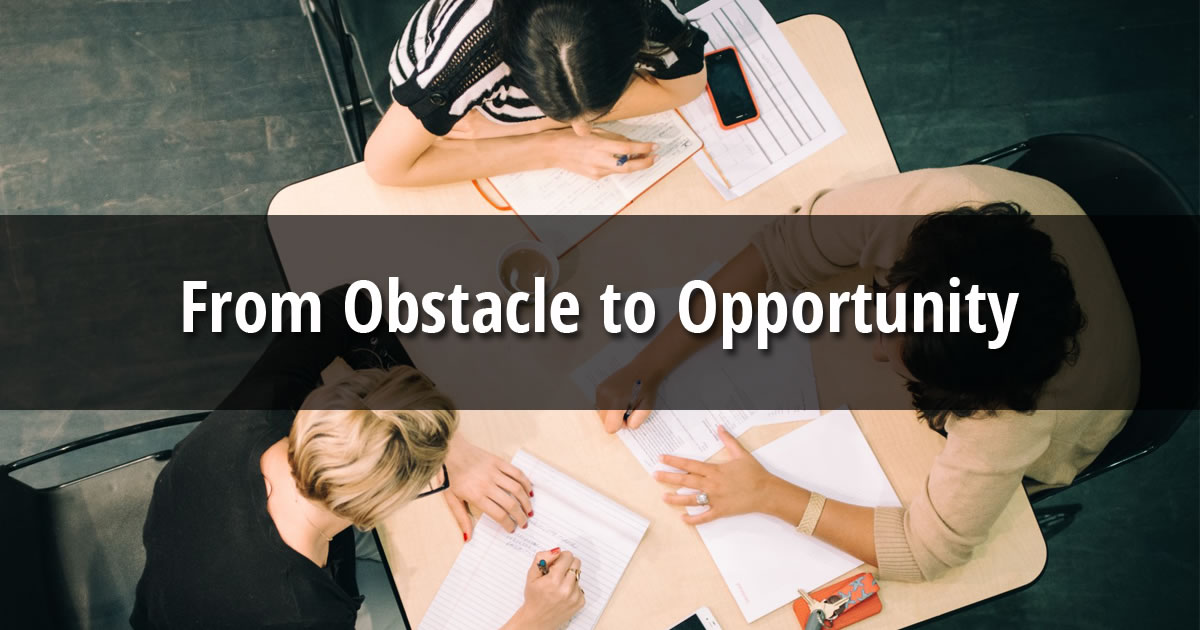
[669,606,723,630]
[704,47,759,129]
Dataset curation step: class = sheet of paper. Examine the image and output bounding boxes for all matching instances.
[420,451,649,630]
[570,266,819,473]
[489,111,702,255]
[684,409,902,623]
[679,0,847,198]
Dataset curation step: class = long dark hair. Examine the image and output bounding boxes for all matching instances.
[496,0,652,122]
[886,203,1086,430]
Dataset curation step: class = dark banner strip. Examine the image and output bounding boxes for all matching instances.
[0,214,1195,411]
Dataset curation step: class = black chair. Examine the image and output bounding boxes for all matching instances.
[965,134,1198,527]
[302,0,422,161]
[1,413,207,630]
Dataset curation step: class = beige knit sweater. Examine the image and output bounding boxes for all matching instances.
[751,165,1139,582]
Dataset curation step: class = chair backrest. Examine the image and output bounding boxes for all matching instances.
[340,0,426,113]
[38,453,170,630]
[1006,134,1198,478]
[2,473,54,628]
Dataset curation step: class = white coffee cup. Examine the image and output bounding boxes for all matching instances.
[496,240,559,295]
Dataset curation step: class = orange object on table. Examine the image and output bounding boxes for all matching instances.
[792,573,882,628]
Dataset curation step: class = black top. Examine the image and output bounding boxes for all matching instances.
[131,287,413,630]
[389,0,710,135]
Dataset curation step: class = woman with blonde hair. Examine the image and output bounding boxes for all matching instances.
[132,286,583,629]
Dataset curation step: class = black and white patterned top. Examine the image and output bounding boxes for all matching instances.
[388,0,708,136]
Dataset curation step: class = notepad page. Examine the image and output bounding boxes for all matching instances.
[570,275,820,473]
[419,451,649,630]
[679,0,846,198]
[488,111,701,255]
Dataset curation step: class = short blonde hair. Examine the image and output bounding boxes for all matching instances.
[287,366,457,529]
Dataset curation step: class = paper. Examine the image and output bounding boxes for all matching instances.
[679,0,847,198]
[571,268,819,474]
[420,451,649,630]
[685,409,902,623]
[489,111,702,255]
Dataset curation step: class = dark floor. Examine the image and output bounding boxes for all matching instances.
[1,0,1197,628]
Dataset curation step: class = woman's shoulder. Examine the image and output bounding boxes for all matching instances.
[395,0,499,76]
[941,410,1055,468]
[391,0,508,134]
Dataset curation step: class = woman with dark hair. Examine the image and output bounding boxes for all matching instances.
[364,0,710,185]
[594,165,1139,582]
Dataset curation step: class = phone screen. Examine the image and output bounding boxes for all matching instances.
[670,614,708,630]
[705,48,757,127]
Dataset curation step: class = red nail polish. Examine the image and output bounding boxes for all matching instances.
[550,547,561,554]
[528,511,534,517]
[463,532,469,541]
[529,490,535,497]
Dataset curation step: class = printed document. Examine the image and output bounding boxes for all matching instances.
[679,0,846,198]
[571,272,819,474]
[420,451,649,630]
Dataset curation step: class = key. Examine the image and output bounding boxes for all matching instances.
[819,595,850,623]
[798,589,830,630]
[797,588,823,611]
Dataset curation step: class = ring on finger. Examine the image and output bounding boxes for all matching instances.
[696,492,710,506]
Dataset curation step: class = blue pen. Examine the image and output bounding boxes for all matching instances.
[623,379,642,423]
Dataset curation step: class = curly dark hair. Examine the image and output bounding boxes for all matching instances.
[886,202,1086,430]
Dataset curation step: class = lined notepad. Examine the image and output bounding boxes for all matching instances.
[419,451,650,630]
[487,111,702,256]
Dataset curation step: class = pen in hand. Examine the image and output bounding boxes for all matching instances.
[537,547,561,576]
[622,379,643,424]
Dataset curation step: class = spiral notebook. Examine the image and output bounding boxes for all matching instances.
[419,451,650,630]
[479,111,703,256]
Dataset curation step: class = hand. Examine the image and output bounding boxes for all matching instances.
[443,435,534,536]
[548,128,658,180]
[444,110,565,140]
[594,363,660,433]
[506,550,585,630]
[654,426,787,525]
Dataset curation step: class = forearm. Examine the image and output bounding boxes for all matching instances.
[599,72,707,122]
[630,244,769,378]
[762,478,878,566]
[367,132,559,187]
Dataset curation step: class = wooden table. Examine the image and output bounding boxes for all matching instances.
[268,21,896,218]
[268,14,1046,630]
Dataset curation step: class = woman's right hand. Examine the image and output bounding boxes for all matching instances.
[505,549,585,630]
[547,129,658,180]
[594,363,660,433]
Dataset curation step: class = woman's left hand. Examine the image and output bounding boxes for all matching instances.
[443,435,534,537]
[654,426,784,525]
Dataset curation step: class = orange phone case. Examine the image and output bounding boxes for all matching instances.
[704,46,760,130]
[792,573,882,629]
